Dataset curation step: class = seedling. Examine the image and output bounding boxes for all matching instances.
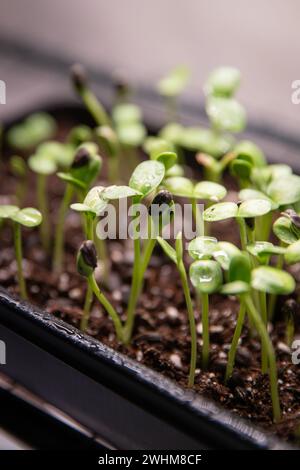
[77,240,123,341]
[204,66,241,98]
[7,113,56,151]
[203,199,272,249]
[71,64,110,126]
[0,205,42,299]
[53,143,102,272]
[157,66,190,121]
[247,241,286,266]
[181,67,246,163]
[220,255,295,422]
[71,186,108,330]
[188,236,224,369]
[157,233,197,387]
[123,160,166,343]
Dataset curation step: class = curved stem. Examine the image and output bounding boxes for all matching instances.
[244,294,281,423]
[201,292,210,370]
[88,274,123,342]
[225,301,246,382]
[178,259,197,387]
[53,184,74,273]
[37,174,50,252]
[81,88,110,126]
[13,222,27,300]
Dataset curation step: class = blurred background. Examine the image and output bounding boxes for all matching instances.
[0,0,299,134]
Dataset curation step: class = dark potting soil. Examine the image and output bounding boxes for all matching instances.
[0,117,300,445]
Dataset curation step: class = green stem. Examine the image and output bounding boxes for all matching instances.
[244,295,281,423]
[268,252,284,321]
[201,292,210,370]
[80,214,95,332]
[37,174,50,252]
[258,291,268,373]
[178,259,197,387]
[237,217,247,251]
[140,238,156,281]
[53,184,74,273]
[88,274,123,342]
[81,88,110,126]
[123,197,142,343]
[13,222,27,300]
[286,318,295,348]
[258,211,273,241]
[225,301,246,382]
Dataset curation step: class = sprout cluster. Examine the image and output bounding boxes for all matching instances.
[1,64,299,425]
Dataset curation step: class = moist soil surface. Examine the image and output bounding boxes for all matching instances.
[1,113,300,445]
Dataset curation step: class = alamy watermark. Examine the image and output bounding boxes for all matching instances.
[291,80,300,104]
[0,79,6,104]
[0,340,6,364]
[94,200,204,245]
[292,340,300,365]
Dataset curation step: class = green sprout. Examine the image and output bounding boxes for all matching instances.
[71,64,110,126]
[0,205,42,299]
[196,151,236,183]
[203,199,272,249]
[157,232,197,387]
[7,113,56,151]
[220,255,295,423]
[53,143,102,272]
[71,186,108,331]
[181,67,245,163]
[204,66,241,98]
[157,66,190,121]
[77,240,123,341]
[123,160,166,343]
[28,141,74,252]
[10,156,28,205]
[206,96,246,134]
[188,236,223,369]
